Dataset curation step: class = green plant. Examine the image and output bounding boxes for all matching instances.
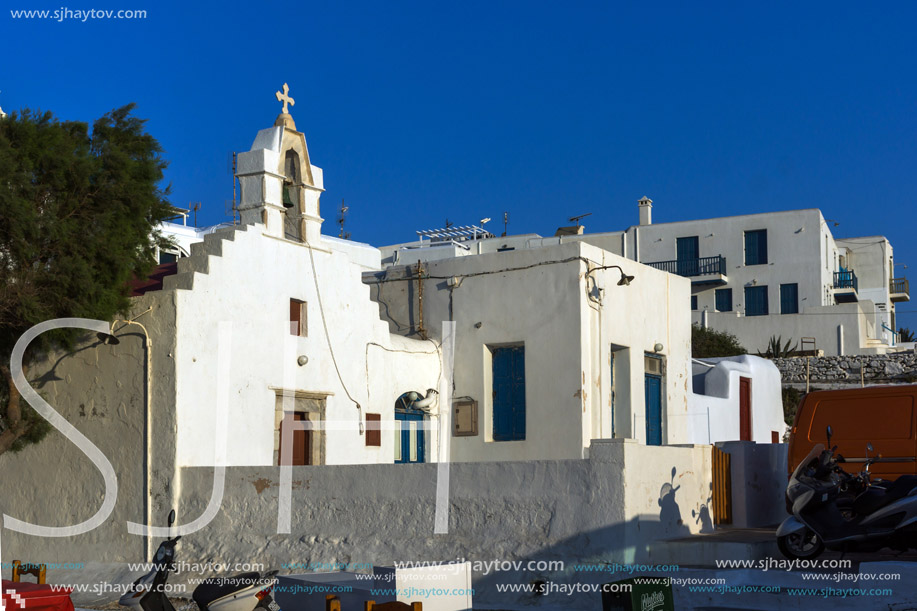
[691,324,747,358]
[758,335,798,359]
[899,327,915,343]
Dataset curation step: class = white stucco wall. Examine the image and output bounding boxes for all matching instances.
[367,242,693,459]
[687,355,785,444]
[170,224,441,467]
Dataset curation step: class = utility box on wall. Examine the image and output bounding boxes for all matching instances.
[453,399,478,436]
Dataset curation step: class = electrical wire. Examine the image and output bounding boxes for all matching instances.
[307,243,364,431]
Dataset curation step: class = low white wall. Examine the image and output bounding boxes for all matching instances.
[716,441,788,528]
[170,439,712,606]
[1,440,714,610]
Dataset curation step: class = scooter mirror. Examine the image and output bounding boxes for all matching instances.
[867,442,874,454]
[168,509,176,528]
[826,425,833,446]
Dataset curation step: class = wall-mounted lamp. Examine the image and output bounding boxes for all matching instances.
[654,343,664,353]
[297,355,309,366]
[586,264,635,286]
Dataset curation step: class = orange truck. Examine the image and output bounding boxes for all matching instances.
[787,385,917,481]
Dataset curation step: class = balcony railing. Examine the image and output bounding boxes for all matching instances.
[891,277,909,295]
[834,270,858,291]
[645,255,727,278]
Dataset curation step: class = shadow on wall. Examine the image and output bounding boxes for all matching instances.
[469,465,710,609]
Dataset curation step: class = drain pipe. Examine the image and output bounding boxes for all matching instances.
[110,307,154,561]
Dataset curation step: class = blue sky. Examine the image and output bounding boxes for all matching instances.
[3,1,917,329]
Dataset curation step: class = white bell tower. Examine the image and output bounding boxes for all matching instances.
[236,83,324,244]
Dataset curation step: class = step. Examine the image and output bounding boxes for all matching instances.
[647,528,779,568]
[162,271,196,292]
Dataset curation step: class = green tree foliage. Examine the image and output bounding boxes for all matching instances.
[691,324,747,358]
[899,327,915,343]
[0,105,172,455]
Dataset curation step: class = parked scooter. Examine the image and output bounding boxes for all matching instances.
[778,425,917,559]
[119,510,280,611]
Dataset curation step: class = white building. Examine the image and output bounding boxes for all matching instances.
[382,202,908,357]
[688,355,785,445]
[365,239,693,459]
[574,203,907,356]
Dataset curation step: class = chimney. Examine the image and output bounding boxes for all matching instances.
[638,196,653,226]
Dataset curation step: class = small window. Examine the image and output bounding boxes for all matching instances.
[365,413,381,446]
[691,295,698,311]
[780,283,799,314]
[745,285,769,316]
[159,251,178,264]
[715,288,733,312]
[290,299,307,336]
[744,229,768,266]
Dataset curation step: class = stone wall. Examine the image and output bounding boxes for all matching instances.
[773,350,917,385]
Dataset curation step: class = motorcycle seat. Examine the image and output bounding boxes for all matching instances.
[885,474,917,503]
[854,475,917,515]
[192,572,261,609]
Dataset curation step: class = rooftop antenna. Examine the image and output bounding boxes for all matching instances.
[480,217,491,230]
[338,199,351,240]
[569,212,592,227]
[445,219,453,229]
[502,211,509,237]
[190,202,202,227]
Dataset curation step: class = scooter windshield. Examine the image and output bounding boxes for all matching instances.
[791,443,825,484]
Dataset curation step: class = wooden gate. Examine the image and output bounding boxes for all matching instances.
[711,446,733,525]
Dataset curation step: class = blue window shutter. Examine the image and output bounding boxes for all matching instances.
[492,346,526,441]
[715,288,732,312]
[745,230,768,265]
[780,283,799,314]
[511,347,526,440]
[745,286,769,316]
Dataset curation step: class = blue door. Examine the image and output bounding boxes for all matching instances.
[676,236,699,276]
[645,374,663,446]
[492,346,526,441]
[395,410,425,463]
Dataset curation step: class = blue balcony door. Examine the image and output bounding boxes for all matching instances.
[644,374,663,446]
[676,236,699,276]
[395,410,426,463]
